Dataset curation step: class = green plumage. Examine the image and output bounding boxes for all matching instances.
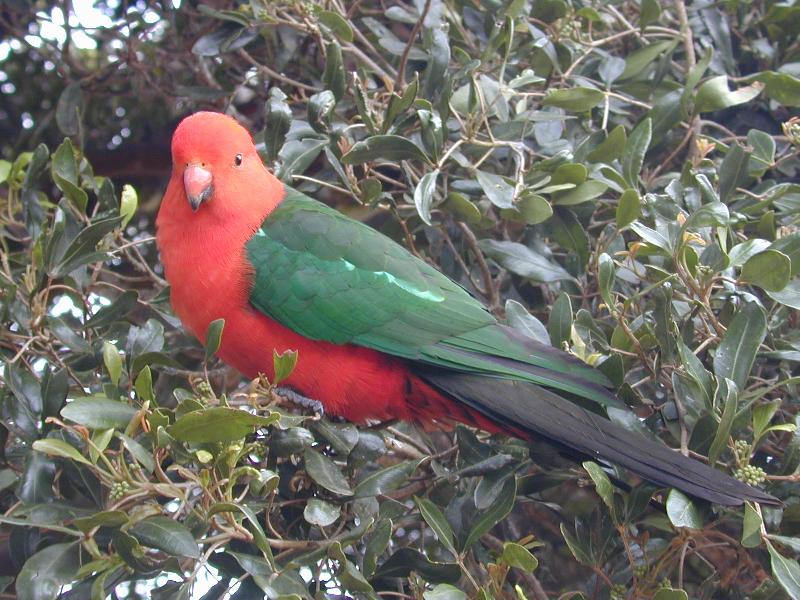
[246,186,619,409]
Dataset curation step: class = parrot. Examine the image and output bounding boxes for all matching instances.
[156,111,777,507]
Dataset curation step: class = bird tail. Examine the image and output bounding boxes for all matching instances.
[415,369,779,506]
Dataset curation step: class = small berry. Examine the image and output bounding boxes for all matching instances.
[610,583,627,600]
[734,439,751,461]
[109,481,131,501]
[734,465,766,486]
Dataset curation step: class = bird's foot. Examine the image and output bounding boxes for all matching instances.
[275,386,325,417]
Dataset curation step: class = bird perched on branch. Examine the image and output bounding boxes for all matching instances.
[156,111,777,507]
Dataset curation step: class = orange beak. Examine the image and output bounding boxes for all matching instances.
[183,164,213,211]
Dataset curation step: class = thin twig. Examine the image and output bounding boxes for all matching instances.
[395,0,433,90]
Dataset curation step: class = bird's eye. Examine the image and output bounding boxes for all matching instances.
[234,153,243,167]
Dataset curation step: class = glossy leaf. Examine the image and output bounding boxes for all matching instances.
[61,397,138,430]
[695,76,764,113]
[713,302,767,390]
[666,490,703,529]
[341,135,428,164]
[168,407,278,442]
[130,516,201,558]
[304,448,353,496]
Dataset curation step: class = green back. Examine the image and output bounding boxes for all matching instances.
[246,186,619,409]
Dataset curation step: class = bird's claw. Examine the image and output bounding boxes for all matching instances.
[275,386,325,417]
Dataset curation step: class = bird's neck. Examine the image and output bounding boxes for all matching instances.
[155,168,286,341]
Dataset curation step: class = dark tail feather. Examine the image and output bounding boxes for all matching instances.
[417,370,779,506]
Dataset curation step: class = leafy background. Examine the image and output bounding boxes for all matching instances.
[1,0,799,598]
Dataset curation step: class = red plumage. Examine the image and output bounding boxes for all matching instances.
[156,112,493,429]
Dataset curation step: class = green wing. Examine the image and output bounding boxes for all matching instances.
[247,186,619,408]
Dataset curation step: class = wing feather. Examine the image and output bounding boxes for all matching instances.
[246,186,615,406]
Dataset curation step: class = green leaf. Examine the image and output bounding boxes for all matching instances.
[374,548,461,584]
[582,461,614,510]
[719,144,751,203]
[384,76,418,132]
[210,503,274,562]
[560,522,593,565]
[767,535,800,554]
[51,138,88,211]
[516,191,552,224]
[506,299,550,345]
[652,589,688,600]
[620,40,676,80]
[695,76,764,113]
[598,253,616,310]
[61,397,138,430]
[542,87,605,112]
[753,400,782,442]
[230,552,308,598]
[41,368,68,419]
[553,180,607,206]
[767,279,800,310]
[103,341,123,386]
[47,215,122,278]
[85,290,138,329]
[666,489,703,529]
[308,90,336,133]
[444,192,482,224]
[16,542,80,600]
[341,135,428,164]
[707,377,738,467]
[354,460,418,497]
[476,169,515,209]
[478,239,575,283]
[501,542,539,572]
[414,169,439,225]
[0,160,11,184]
[741,250,791,292]
[587,125,627,164]
[304,498,340,527]
[464,476,517,549]
[416,496,457,554]
[117,432,155,473]
[304,448,353,496]
[548,292,573,347]
[120,184,138,228]
[168,407,278,442]
[639,0,662,29]
[622,118,652,188]
[748,129,776,177]
[277,138,326,182]
[424,584,467,600]
[742,502,763,548]
[713,301,767,390]
[751,71,800,107]
[18,453,56,504]
[322,40,345,102]
[273,349,298,385]
[317,10,353,42]
[32,439,91,465]
[134,366,153,402]
[363,518,392,577]
[616,189,641,228]
[204,318,224,361]
[264,88,293,163]
[72,510,129,532]
[56,82,83,137]
[767,540,800,598]
[130,516,201,558]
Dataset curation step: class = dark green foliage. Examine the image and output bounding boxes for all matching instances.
[1,1,800,599]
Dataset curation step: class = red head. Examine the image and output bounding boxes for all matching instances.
[158,111,283,229]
